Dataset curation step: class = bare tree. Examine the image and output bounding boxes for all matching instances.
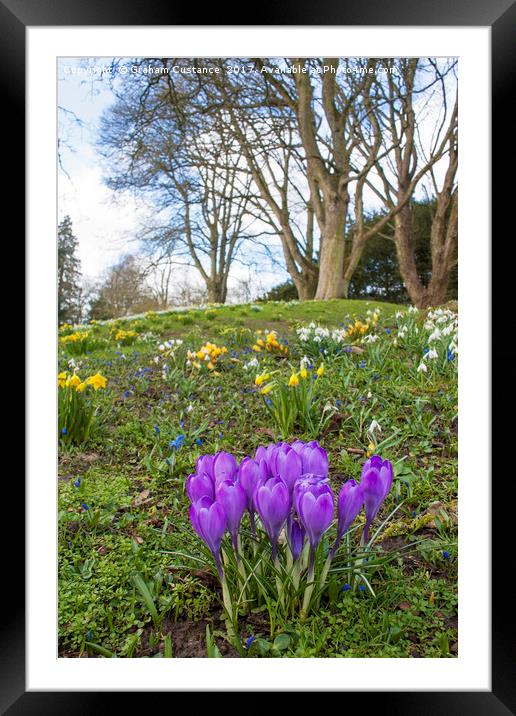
[367,58,458,307]
[98,62,266,304]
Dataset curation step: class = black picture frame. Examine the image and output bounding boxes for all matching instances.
[9,0,511,711]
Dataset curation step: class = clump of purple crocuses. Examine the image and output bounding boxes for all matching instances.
[186,441,393,622]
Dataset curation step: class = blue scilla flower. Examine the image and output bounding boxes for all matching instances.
[169,434,185,450]
[336,399,341,408]
[265,398,272,406]
[385,328,391,334]
[195,438,203,446]
[153,425,161,434]
[73,478,81,488]
[124,390,132,398]
[81,502,90,511]
[447,349,455,362]
[345,347,351,353]
[245,635,255,650]
[359,360,366,368]
[443,550,450,560]
[61,427,68,435]
[358,585,366,592]
[423,347,429,354]
[341,583,352,592]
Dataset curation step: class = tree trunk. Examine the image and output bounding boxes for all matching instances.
[294,271,318,301]
[393,205,426,307]
[206,278,226,304]
[314,197,347,300]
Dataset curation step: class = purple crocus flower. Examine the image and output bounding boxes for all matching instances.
[213,451,238,485]
[216,479,247,556]
[275,448,303,496]
[195,454,215,481]
[291,440,328,477]
[253,476,291,561]
[186,471,214,503]
[287,516,306,562]
[361,456,393,543]
[238,457,261,534]
[330,479,364,558]
[295,475,334,569]
[189,496,226,577]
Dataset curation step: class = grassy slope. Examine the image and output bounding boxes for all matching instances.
[58,299,458,658]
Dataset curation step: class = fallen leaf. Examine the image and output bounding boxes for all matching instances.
[397,601,411,611]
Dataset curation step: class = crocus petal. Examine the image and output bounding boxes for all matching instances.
[305,446,329,477]
[276,448,302,495]
[216,480,247,535]
[186,472,214,503]
[213,451,238,484]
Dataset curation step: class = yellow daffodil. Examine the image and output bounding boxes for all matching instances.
[86,373,107,390]
[66,374,82,389]
[252,344,262,352]
[58,372,68,388]
[288,373,299,387]
[300,367,308,379]
[76,381,87,392]
[316,365,325,377]
[260,383,274,395]
[255,373,270,386]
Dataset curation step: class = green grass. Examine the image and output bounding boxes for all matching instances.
[58,299,458,658]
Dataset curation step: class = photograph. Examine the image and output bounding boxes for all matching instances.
[57,55,459,660]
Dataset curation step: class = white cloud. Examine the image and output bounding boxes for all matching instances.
[58,165,154,280]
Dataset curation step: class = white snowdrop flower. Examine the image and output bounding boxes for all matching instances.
[368,419,382,437]
[367,390,372,399]
[417,362,427,373]
[408,306,419,313]
[428,329,441,342]
[153,356,160,364]
[159,344,165,351]
[244,358,259,370]
[425,349,438,360]
[186,404,193,413]
[395,311,403,319]
[314,336,321,343]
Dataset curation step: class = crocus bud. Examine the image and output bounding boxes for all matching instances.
[361,456,393,543]
[288,517,306,562]
[238,457,261,511]
[186,471,214,503]
[331,479,363,557]
[195,454,215,482]
[253,476,291,560]
[189,496,226,577]
[276,448,303,496]
[216,479,247,556]
[295,475,334,550]
[213,451,238,485]
[302,445,328,477]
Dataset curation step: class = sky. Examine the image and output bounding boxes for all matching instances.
[57,58,290,297]
[57,57,456,300]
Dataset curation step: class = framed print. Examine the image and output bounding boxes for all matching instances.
[5,0,512,710]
